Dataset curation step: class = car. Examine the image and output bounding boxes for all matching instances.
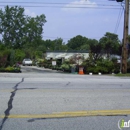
[22,58,32,66]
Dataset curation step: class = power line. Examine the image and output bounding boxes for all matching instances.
[0,1,121,6]
[43,36,70,40]
[0,1,122,9]
[114,7,123,33]
[114,7,122,33]
[0,5,121,9]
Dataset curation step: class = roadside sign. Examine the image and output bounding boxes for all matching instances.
[52,61,56,66]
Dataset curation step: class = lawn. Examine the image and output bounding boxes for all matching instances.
[115,73,130,77]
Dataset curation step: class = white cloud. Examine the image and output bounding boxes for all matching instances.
[25,9,36,17]
[62,0,97,13]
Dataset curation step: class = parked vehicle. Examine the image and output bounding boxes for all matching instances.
[22,58,32,66]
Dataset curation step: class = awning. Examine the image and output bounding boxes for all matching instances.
[55,53,67,59]
[64,55,73,59]
[46,54,55,59]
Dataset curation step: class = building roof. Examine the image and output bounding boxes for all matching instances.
[46,50,89,53]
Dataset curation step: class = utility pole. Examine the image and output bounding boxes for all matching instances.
[121,0,129,73]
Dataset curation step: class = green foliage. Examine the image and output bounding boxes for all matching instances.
[87,66,107,74]
[53,38,63,50]
[60,44,68,51]
[9,50,15,66]
[51,65,62,70]
[80,44,90,51]
[0,66,21,72]
[0,6,26,48]
[44,40,54,50]
[15,49,25,63]
[0,8,123,74]
[97,59,114,72]
[61,63,70,72]
[41,59,52,68]
[115,73,130,77]
[36,44,46,53]
[99,32,121,57]
[83,58,120,74]
[36,59,44,67]
[67,35,88,50]
[0,67,5,72]
[0,44,6,50]
[0,49,10,67]
[44,38,66,51]
[34,51,43,59]
[88,39,102,61]
[0,6,46,49]
[24,48,34,59]
[5,66,15,72]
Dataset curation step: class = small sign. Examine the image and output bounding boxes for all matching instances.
[52,61,56,66]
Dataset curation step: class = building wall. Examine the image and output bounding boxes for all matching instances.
[46,51,89,60]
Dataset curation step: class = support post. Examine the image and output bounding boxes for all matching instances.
[121,0,129,73]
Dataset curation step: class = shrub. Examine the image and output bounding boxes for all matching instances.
[61,63,71,72]
[86,59,117,74]
[0,68,5,72]
[97,59,114,73]
[0,66,21,73]
[87,66,108,74]
[36,59,44,67]
[15,49,25,63]
[0,49,10,67]
[5,66,14,72]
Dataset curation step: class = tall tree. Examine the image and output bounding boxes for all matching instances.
[53,38,64,50]
[99,32,121,57]
[88,39,102,61]
[67,35,88,50]
[24,14,46,46]
[44,38,66,51]
[0,6,26,48]
[0,6,46,49]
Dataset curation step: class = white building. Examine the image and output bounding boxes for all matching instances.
[46,51,89,65]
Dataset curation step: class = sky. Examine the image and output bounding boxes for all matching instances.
[0,0,127,43]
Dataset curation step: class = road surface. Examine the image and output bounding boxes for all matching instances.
[0,66,130,130]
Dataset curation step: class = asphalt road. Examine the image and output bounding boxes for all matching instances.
[0,66,130,130]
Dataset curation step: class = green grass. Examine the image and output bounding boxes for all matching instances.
[115,73,130,77]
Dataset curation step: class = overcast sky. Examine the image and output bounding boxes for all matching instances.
[0,0,127,43]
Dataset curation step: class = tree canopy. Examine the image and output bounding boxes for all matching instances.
[0,6,46,49]
[67,35,88,50]
[0,6,123,68]
[99,32,121,57]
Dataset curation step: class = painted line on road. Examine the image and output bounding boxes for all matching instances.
[0,109,130,119]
